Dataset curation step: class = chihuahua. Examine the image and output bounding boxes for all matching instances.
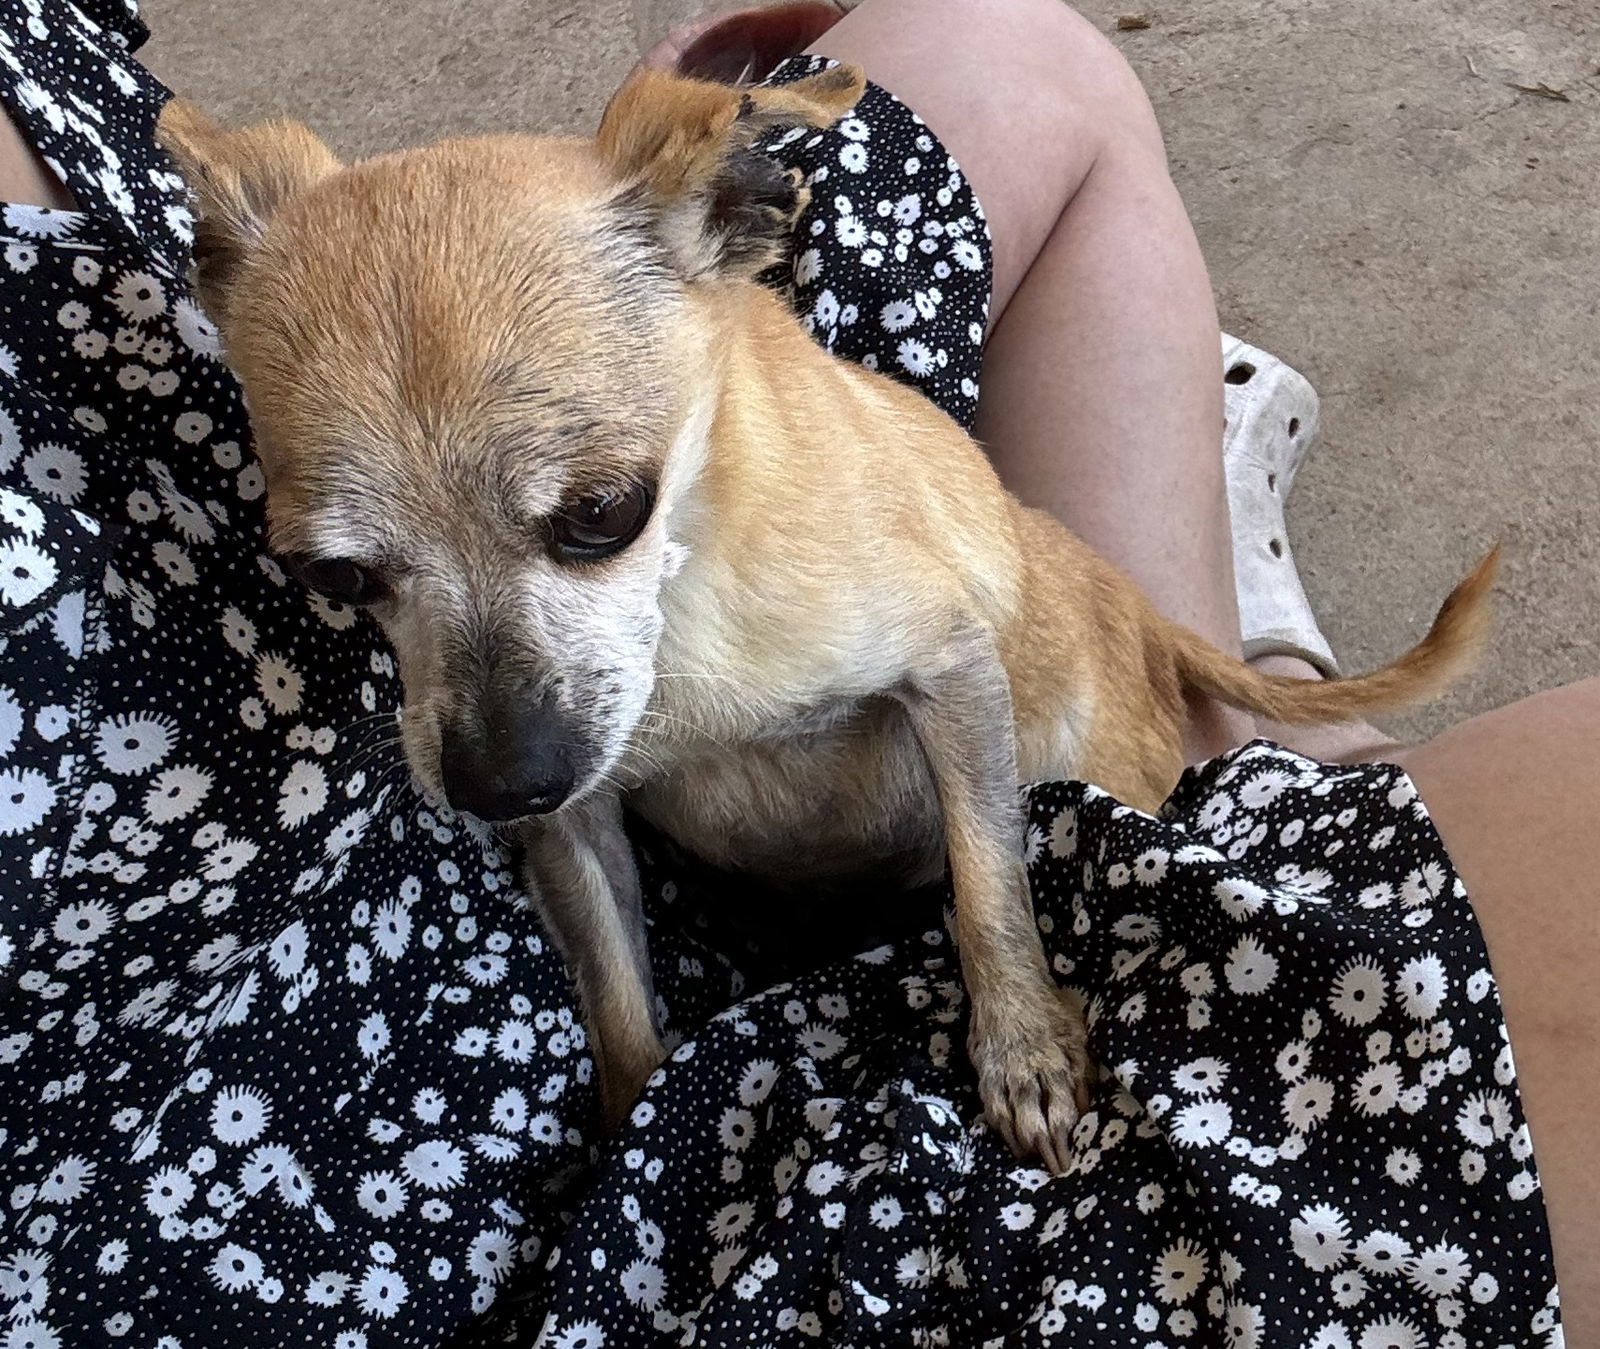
[158,67,1495,1171]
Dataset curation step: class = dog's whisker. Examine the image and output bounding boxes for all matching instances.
[653,670,737,687]
[343,736,406,773]
[337,712,405,743]
[340,708,403,729]
[348,730,405,752]
[634,707,704,741]
[619,752,665,782]
[592,766,639,798]
[336,745,401,776]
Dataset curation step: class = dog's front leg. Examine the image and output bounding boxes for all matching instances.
[518,793,665,1131]
[898,627,1091,1174]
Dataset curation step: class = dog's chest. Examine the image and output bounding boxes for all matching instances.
[626,699,946,888]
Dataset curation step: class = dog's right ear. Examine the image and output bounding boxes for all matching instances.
[156,99,341,324]
[596,65,865,280]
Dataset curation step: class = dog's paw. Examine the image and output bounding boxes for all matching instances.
[971,989,1092,1175]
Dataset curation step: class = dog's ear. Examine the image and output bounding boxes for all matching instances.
[156,98,341,323]
[596,65,865,279]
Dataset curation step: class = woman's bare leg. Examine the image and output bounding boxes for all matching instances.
[0,110,75,208]
[1391,679,1600,1338]
[808,0,1252,756]
[1251,652,1399,762]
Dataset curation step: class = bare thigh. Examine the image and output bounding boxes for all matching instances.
[0,109,75,208]
[809,0,1146,318]
[1397,678,1600,1338]
[810,0,1252,757]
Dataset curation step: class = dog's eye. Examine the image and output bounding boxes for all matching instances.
[551,483,655,561]
[286,555,385,606]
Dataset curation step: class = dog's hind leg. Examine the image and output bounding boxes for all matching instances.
[896,623,1091,1174]
[519,794,665,1132]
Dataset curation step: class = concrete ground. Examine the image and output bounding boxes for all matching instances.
[141,0,1599,739]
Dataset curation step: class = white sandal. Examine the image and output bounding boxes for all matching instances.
[1220,333,1338,676]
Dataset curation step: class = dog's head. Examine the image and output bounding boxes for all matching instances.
[158,66,862,822]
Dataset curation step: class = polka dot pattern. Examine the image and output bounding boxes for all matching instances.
[758,55,992,431]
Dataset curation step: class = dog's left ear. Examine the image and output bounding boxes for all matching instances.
[156,98,342,326]
[596,64,865,279]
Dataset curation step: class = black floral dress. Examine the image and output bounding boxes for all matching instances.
[0,6,1561,1348]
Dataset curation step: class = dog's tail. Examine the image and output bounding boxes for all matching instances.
[1169,546,1500,724]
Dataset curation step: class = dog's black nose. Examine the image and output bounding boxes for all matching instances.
[440,758,573,823]
[438,685,579,823]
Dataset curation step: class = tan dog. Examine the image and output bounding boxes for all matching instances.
[157,68,1496,1171]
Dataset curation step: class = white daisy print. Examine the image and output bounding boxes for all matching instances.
[355,1171,408,1220]
[402,1140,468,1191]
[0,537,56,606]
[1152,1238,1207,1304]
[354,1264,410,1319]
[278,759,328,828]
[256,652,304,715]
[23,442,85,502]
[1290,1204,1351,1271]
[879,298,916,332]
[211,1085,272,1145]
[1330,958,1388,1026]
[1169,1099,1232,1149]
[143,763,212,822]
[93,712,176,774]
[1385,1148,1422,1186]
[1225,935,1279,994]
[109,269,165,320]
[209,1244,264,1293]
[896,338,934,377]
[1396,954,1447,1020]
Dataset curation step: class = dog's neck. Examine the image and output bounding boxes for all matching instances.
[656,277,883,596]
[645,280,940,744]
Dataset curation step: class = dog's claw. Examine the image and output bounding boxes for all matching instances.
[971,988,1091,1175]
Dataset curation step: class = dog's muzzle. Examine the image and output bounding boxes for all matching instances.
[438,683,580,823]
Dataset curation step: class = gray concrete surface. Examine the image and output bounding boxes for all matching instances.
[141,0,1599,738]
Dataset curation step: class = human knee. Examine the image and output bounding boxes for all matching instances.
[986,0,1168,165]
[839,0,1167,164]
[816,0,1175,301]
